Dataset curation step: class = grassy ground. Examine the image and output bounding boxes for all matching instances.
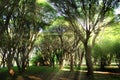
[0,66,120,80]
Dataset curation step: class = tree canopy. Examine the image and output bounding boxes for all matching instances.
[48,0,119,75]
[0,0,120,79]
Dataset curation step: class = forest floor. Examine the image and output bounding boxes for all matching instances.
[1,66,120,80]
[17,69,120,80]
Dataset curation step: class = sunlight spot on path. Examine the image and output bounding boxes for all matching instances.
[94,71,120,75]
[50,70,62,80]
[16,76,24,80]
[29,76,42,80]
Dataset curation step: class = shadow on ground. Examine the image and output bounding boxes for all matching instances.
[16,70,120,80]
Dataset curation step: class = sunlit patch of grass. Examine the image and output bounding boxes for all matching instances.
[63,65,88,71]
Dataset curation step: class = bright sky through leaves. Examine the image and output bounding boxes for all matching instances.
[36,0,46,3]
[115,6,120,14]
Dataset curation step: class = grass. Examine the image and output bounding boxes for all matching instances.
[0,67,9,80]
[25,66,59,74]
[0,66,59,80]
[0,66,120,80]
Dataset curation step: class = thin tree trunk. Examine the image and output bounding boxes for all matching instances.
[78,51,84,68]
[21,57,28,72]
[1,57,6,68]
[52,54,55,68]
[59,58,63,69]
[100,57,105,70]
[14,57,22,73]
[107,54,113,65]
[70,53,74,71]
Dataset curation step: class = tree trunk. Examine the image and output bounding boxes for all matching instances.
[50,56,55,68]
[0,53,6,68]
[14,57,22,73]
[107,54,113,65]
[78,51,84,68]
[7,56,15,79]
[84,43,93,76]
[70,53,74,71]
[59,58,63,69]
[21,58,28,72]
[100,61,105,70]
[100,57,106,70]
[0,59,6,68]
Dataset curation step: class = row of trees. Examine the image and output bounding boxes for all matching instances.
[47,0,120,75]
[32,20,120,71]
[93,39,120,69]
[0,0,55,76]
[0,0,120,77]
[32,17,84,71]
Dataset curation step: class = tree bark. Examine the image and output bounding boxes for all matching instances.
[7,55,15,79]
[70,53,74,71]
[14,57,22,73]
[84,43,93,76]
[59,58,63,69]
[78,50,84,68]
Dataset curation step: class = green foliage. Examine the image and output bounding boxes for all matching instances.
[93,25,120,68]
[93,21,120,68]
[92,38,114,66]
[92,44,102,59]
[113,41,120,57]
[0,0,57,74]
[38,2,54,11]
[112,40,120,68]
[104,23,120,40]
[0,0,119,77]
[30,49,49,66]
[31,54,42,66]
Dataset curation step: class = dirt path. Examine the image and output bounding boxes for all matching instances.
[16,70,120,80]
[26,71,90,80]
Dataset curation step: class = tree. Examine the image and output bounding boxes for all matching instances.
[0,0,55,77]
[92,39,114,69]
[34,16,82,71]
[112,40,120,69]
[48,0,117,75]
[0,0,22,77]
